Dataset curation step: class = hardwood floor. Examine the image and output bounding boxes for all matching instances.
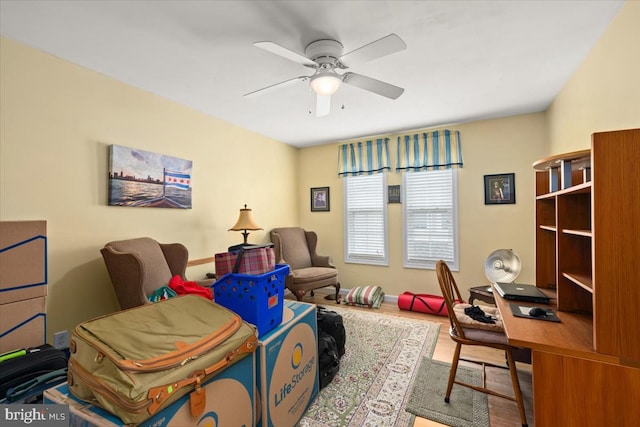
[292,289,534,427]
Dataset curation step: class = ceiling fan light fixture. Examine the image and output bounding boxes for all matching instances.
[310,73,341,96]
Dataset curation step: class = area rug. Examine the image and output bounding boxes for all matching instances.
[405,358,489,427]
[298,307,440,427]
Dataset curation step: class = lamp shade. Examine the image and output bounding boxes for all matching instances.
[229,204,262,232]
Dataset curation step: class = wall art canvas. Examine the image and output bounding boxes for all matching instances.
[108,145,193,208]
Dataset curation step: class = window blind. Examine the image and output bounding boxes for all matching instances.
[403,169,458,269]
[343,174,388,265]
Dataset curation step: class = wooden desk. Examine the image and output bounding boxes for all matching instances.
[494,286,640,426]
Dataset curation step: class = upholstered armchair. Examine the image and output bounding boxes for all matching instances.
[270,227,340,301]
[101,237,213,310]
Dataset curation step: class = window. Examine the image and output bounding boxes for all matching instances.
[402,169,458,270]
[343,174,388,265]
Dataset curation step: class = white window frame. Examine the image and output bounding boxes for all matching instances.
[402,169,459,270]
[343,174,388,266]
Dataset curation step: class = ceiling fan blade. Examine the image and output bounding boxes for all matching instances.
[244,76,308,98]
[338,34,406,68]
[316,94,331,117]
[254,41,317,67]
[343,72,404,100]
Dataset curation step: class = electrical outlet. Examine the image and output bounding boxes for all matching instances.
[53,330,68,349]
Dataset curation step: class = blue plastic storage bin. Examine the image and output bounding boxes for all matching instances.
[212,264,289,337]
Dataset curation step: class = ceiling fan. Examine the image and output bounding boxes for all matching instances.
[244,34,407,117]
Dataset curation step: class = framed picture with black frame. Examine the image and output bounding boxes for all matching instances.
[388,185,401,203]
[484,173,516,205]
[311,187,330,211]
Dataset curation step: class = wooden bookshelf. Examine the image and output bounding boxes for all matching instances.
[533,129,640,359]
[496,129,640,426]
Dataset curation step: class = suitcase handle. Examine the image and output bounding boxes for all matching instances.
[6,368,68,402]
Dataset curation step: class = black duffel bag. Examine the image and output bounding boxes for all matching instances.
[317,330,340,389]
[317,306,346,357]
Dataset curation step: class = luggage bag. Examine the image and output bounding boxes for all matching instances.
[0,344,68,402]
[214,244,275,276]
[67,295,258,425]
[317,306,346,357]
[316,306,345,390]
[317,330,340,390]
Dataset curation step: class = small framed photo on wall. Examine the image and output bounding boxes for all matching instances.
[484,173,516,205]
[311,187,330,212]
[388,185,401,203]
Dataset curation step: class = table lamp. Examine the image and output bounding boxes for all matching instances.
[228,204,262,248]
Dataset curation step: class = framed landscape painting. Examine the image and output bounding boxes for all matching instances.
[108,145,193,208]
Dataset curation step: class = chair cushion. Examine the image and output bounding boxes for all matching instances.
[458,327,509,345]
[291,267,337,284]
[343,285,385,309]
[453,303,505,333]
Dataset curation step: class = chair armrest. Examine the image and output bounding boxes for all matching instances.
[311,254,335,268]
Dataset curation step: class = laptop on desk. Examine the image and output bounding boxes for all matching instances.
[494,282,550,304]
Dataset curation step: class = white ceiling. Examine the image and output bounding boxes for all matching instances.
[0,1,624,147]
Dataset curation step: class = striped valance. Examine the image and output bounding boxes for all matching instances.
[396,130,463,171]
[338,138,391,177]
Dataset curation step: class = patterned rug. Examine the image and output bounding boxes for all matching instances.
[405,359,489,427]
[298,307,440,427]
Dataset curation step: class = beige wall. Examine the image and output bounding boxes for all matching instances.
[298,114,548,298]
[547,0,640,153]
[0,37,298,340]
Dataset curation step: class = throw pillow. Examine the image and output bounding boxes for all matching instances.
[343,285,385,309]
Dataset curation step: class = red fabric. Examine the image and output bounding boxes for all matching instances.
[169,275,213,300]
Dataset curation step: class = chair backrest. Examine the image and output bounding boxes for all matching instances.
[101,237,185,309]
[270,227,313,270]
[436,260,467,339]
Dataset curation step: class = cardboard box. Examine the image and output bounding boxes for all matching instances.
[44,350,256,427]
[257,300,318,427]
[0,296,46,353]
[0,220,47,305]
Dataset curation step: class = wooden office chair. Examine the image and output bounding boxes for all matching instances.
[436,260,528,427]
